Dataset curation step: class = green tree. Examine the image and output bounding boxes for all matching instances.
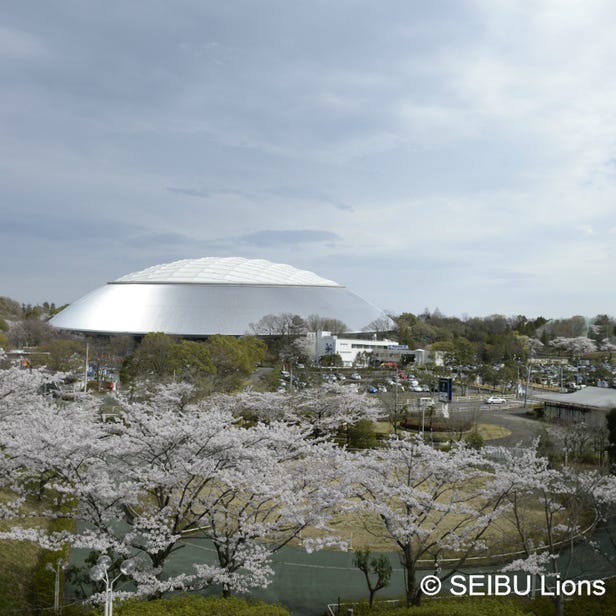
[123,333,214,389]
[123,333,266,393]
[347,419,378,449]
[0,296,21,320]
[393,312,418,347]
[319,353,343,367]
[129,332,177,379]
[169,339,216,382]
[465,430,484,450]
[205,335,266,391]
[353,548,393,608]
[38,339,85,372]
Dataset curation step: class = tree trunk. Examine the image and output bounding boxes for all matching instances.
[401,543,420,606]
[554,594,564,616]
[369,588,375,608]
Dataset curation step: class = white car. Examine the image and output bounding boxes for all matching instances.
[485,396,506,404]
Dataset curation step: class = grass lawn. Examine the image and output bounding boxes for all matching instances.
[476,422,512,440]
[0,493,44,615]
[374,420,512,443]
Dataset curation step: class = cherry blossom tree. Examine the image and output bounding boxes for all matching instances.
[496,445,616,616]
[549,336,597,358]
[10,366,616,611]
[600,338,616,360]
[349,436,508,606]
[0,366,58,415]
[226,384,381,438]
[0,378,351,600]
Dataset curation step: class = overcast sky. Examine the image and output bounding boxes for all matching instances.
[3,1,616,319]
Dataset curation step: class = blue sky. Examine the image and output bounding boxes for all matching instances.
[3,1,616,319]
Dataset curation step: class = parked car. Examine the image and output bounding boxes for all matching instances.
[350,372,362,380]
[367,385,378,394]
[485,396,506,404]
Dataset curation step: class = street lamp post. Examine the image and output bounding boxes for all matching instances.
[89,555,138,616]
[523,362,532,408]
[45,558,67,614]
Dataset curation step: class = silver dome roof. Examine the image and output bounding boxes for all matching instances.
[50,257,387,337]
[115,257,340,287]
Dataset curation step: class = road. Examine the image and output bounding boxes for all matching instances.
[469,402,544,447]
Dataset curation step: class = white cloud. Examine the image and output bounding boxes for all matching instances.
[2,1,616,318]
[0,26,47,60]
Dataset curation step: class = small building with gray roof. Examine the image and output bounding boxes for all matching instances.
[535,386,616,424]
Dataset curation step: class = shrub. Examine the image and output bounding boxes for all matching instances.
[464,430,484,450]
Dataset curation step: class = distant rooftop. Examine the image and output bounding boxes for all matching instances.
[536,387,616,409]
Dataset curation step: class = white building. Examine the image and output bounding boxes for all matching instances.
[301,332,422,367]
[317,332,398,367]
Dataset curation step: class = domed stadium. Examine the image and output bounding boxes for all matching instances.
[50,257,389,337]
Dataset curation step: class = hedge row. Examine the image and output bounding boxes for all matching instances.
[343,597,533,616]
[111,595,291,616]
